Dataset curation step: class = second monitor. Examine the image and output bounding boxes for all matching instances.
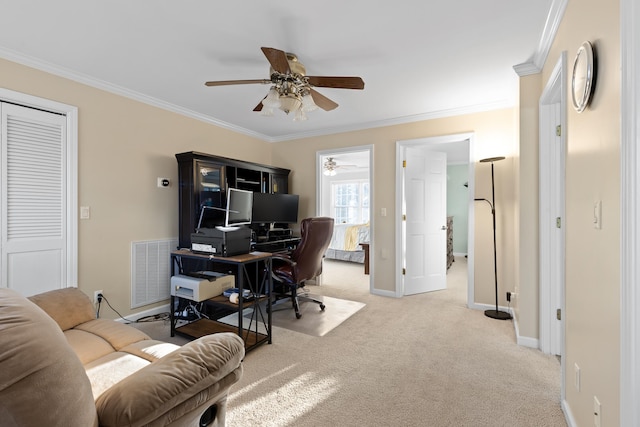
[251,192,299,225]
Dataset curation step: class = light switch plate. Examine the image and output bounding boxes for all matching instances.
[593,200,602,229]
[80,206,90,219]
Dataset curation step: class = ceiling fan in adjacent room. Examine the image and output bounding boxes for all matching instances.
[205,47,365,121]
[323,157,358,176]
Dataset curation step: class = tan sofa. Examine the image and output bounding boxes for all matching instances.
[0,287,244,427]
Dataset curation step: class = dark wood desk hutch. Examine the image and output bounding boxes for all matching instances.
[175,151,291,249]
[174,152,291,351]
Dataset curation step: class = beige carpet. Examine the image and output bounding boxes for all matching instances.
[262,294,365,337]
[134,257,566,426]
[206,294,365,337]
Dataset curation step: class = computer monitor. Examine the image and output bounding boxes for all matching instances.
[223,187,253,230]
[252,192,299,224]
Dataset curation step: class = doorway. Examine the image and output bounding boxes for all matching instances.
[395,133,475,307]
[316,146,373,293]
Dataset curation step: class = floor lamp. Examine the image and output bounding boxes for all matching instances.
[475,156,512,320]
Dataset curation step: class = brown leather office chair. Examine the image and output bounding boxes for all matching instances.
[271,217,335,319]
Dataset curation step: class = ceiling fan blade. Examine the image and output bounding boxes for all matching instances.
[310,89,339,111]
[261,47,291,74]
[205,79,270,87]
[253,98,265,112]
[306,76,365,90]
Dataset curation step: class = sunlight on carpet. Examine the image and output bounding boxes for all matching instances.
[228,369,340,426]
[218,295,365,337]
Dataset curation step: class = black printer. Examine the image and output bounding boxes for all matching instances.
[190,226,251,257]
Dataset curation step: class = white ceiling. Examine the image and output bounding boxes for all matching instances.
[0,1,553,142]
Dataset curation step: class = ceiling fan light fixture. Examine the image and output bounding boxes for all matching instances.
[260,107,274,116]
[262,87,281,108]
[279,94,302,114]
[293,108,307,121]
[323,157,338,176]
[301,93,318,112]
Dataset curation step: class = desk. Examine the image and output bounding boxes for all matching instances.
[252,237,301,253]
[170,249,272,352]
[360,242,370,275]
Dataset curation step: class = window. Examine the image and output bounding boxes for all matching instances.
[331,180,369,224]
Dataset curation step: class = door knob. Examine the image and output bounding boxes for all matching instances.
[441,225,446,230]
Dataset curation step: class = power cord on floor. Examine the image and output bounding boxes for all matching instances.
[136,313,171,322]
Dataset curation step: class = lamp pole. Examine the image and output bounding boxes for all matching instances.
[477,156,511,320]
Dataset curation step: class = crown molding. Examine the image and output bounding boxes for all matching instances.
[0,47,270,141]
[268,100,514,143]
[513,0,568,76]
[0,47,515,144]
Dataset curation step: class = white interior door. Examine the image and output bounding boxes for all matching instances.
[403,147,447,295]
[1,103,68,295]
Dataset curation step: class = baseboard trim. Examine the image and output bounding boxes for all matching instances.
[468,303,539,348]
[372,288,399,298]
[561,399,577,427]
[512,313,539,348]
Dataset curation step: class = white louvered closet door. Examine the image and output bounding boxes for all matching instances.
[1,103,68,295]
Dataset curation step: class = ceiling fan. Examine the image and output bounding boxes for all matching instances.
[205,47,365,121]
[323,157,358,176]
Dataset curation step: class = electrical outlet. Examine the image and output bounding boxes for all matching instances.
[593,396,601,427]
[93,290,103,304]
[506,292,512,302]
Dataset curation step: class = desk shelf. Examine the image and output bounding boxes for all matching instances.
[170,250,273,352]
[175,318,269,349]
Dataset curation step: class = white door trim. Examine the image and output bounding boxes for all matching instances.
[538,52,567,405]
[539,53,566,356]
[395,133,475,305]
[0,88,78,288]
[620,0,639,423]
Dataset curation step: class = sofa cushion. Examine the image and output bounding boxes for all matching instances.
[85,351,153,399]
[28,287,96,331]
[84,340,180,399]
[0,288,98,427]
[65,328,121,365]
[75,318,151,349]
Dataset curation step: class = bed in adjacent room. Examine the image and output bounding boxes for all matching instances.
[324,222,370,263]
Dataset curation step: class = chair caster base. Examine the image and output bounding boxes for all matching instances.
[295,312,302,319]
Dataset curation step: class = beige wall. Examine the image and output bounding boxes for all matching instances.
[517,73,542,339]
[272,109,518,309]
[0,57,271,317]
[1,59,529,339]
[537,0,621,425]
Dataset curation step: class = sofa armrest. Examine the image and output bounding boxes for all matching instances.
[95,332,244,427]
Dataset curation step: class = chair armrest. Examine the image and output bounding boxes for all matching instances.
[95,333,244,427]
[272,254,295,266]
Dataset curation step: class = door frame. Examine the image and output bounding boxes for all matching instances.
[620,0,639,422]
[538,52,567,404]
[539,53,566,356]
[316,145,374,293]
[0,88,78,289]
[395,133,475,305]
